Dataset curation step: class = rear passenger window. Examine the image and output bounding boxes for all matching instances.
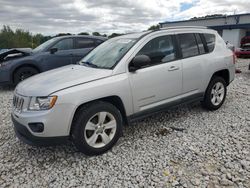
[137,35,176,65]
[204,34,216,52]
[178,33,199,58]
[75,38,95,49]
[195,33,206,54]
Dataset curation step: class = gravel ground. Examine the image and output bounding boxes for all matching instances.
[0,59,249,188]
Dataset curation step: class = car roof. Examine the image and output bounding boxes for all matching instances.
[54,35,107,41]
[113,31,152,40]
[113,27,216,41]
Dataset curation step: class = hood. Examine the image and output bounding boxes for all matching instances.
[0,48,32,63]
[16,65,113,96]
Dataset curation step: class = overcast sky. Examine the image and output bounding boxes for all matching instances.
[0,0,249,35]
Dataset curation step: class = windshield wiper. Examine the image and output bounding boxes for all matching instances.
[80,61,99,68]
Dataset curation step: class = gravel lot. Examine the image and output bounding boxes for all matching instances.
[0,59,249,188]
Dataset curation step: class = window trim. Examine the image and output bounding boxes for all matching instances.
[200,34,209,53]
[194,33,206,55]
[131,35,178,70]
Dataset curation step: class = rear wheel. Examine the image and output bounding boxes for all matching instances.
[71,101,123,156]
[202,76,227,111]
[13,66,38,85]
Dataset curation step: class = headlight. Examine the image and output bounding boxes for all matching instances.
[28,96,57,111]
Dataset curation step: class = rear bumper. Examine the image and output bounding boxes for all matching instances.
[12,114,69,146]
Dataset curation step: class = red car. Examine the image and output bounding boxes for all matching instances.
[235,43,250,58]
[241,36,250,46]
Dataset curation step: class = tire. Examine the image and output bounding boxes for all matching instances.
[71,101,123,156]
[13,66,38,85]
[201,76,227,111]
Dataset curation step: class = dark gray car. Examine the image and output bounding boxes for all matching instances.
[0,35,107,85]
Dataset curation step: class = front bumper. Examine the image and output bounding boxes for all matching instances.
[12,114,69,146]
[0,69,12,85]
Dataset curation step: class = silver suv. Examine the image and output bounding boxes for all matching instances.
[12,27,235,155]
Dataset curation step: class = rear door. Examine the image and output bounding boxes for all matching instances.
[128,35,183,113]
[71,38,98,63]
[176,33,206,95]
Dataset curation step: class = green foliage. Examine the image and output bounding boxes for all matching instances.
[108,33,123,38]
[148,24,160,31]
[0,25,51,49]
[190,14,226,20]
[78,32,90,35]
[0,25,155,49]
[92,32,101,36]
[54,33,72,37]
[92,32,108,37]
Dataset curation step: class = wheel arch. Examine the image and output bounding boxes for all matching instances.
[12,63,41,83]
[211,69,230,86]
[70,95,128,135]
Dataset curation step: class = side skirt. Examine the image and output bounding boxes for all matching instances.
[127,93,204,124]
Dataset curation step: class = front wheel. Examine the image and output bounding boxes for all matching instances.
[13,66,38,85]
[201,77,227,111]
[71,101,123,156]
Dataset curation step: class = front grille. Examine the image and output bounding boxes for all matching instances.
[13,94,24,112]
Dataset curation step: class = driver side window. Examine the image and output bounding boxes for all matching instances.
[137,35,176,65]
[52,38,73,51]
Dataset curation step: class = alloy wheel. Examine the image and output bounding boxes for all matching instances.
[84,112,117,148]
[211,82,225,106]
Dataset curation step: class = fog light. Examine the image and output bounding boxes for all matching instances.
[28,123,44,133]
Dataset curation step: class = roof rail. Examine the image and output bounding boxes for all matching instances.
[160,26,207,30]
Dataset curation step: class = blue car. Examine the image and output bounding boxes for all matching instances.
[0,35,107,85]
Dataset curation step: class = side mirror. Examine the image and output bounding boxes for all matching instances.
[129,55,151,72]
[50,48,58,54]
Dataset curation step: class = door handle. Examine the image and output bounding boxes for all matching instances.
[168,66,180,71]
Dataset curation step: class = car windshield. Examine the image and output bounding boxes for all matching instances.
[32,38,58,53]
[79,38,137,69]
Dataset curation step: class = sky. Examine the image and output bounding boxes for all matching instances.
[0,0,249,35]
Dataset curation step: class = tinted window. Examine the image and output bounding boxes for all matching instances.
[75,38,95,49]
[137,35,176,65]
[195,33,205,54]
[178,33,199,58]
[52,38,73,50]
[204,34,215,52]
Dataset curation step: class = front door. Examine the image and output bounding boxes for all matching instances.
[42,38,74,71]
[128,35,183,113]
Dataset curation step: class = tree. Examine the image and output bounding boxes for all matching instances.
[0,25,51,49]
[148,24,160,31]
[190,14,226,20]
[108,33,123,38]
[92,32,101,36]
[78,32,89,35]
[54,33,72,37]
